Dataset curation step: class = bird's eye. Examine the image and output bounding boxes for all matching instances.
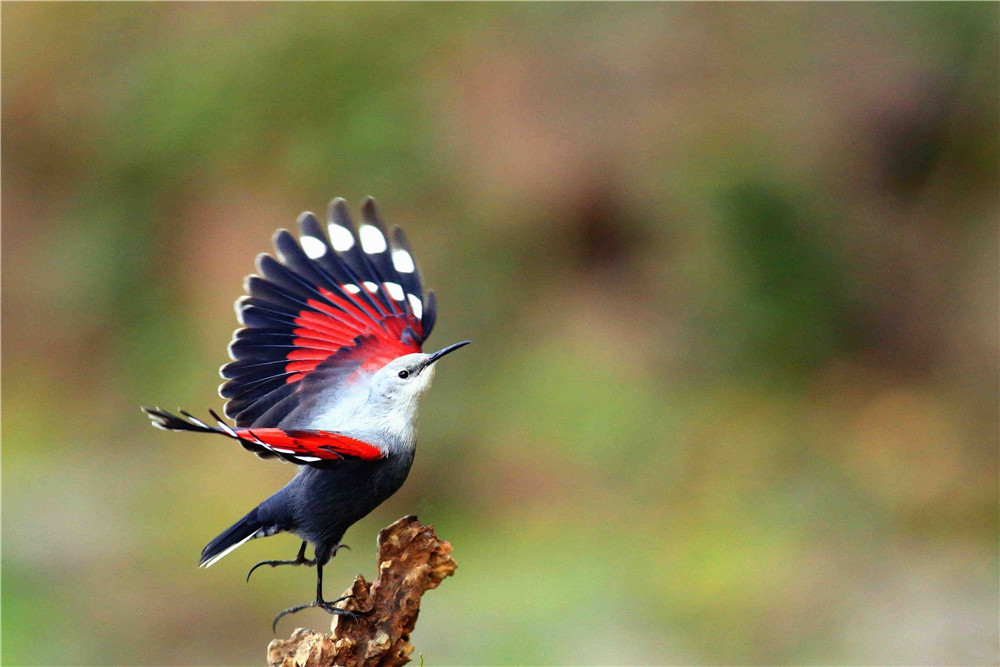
[398,370,410,379]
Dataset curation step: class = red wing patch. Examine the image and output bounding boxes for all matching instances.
[285,288,421,383]
[234,428,383,462]
[218,198,436,428]
[141,407,383,466]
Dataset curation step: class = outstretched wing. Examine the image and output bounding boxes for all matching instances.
[142,407,382,465]
[220,197,436,428]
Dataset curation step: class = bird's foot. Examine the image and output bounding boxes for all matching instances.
[246,556,317,583]
[271,594,366,633]
[247,541,320,582]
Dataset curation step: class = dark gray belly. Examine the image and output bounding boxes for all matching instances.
[286,450,415,561]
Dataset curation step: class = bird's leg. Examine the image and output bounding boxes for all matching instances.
[270,559,363,632]
[246,541,316,582]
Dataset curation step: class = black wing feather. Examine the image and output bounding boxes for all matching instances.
[217,198,432,429]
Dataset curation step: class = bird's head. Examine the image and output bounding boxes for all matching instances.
[363,341,470,443]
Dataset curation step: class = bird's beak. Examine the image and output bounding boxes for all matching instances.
[424,340,471,368]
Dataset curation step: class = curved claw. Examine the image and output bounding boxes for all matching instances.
[318,599,365,616]
[246,557,317,583]
[271,594,359,633]
[271,602,312,633]
[246,562,265,583]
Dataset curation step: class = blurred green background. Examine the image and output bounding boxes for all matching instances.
[3,3,997,665]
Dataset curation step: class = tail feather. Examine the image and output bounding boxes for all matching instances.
[142,406,236,437]
[146,406,294,567]
[200,509,265,568]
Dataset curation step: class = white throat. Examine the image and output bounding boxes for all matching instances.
[297,361,437,456]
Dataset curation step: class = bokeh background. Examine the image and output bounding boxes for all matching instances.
[3,3,997,665]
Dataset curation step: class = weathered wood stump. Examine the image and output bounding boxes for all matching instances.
[267,516,456,667]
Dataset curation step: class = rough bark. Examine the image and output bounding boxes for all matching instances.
[267,516,456,667]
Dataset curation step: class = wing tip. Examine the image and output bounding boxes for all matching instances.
[271,227,296,251]
[327,198,352,225]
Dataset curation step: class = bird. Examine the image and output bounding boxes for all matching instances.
[142,196,468,631]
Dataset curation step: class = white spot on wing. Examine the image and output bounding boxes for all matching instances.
[217,421,239,438]
[328,223,355,251]
[300,235,327,259]
[359,225,387,253]
[296,455,321,462]
[407,294,423,319]
[391,249,415,273]
[342,283,361,294]
[186,414,210,429]
[363,281,379,292]
[385,282,404,300]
